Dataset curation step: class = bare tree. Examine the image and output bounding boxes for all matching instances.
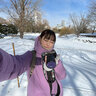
[34,19,50,33]
[0,0,42,38]
[70,14,89,36]
[87,0,96,33]
[42,19,50,29]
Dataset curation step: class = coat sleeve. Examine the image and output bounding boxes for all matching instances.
[54,60,66,80]
[0,48,32,82]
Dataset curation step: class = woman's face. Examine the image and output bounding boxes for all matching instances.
[40,36,55,50]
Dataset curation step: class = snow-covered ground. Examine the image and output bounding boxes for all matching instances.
[0,33,96,96]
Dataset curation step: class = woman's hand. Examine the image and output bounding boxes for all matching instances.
[55,54,60,65]
[45,56,47,63]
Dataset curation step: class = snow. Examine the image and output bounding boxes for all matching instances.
[0,33,96,96]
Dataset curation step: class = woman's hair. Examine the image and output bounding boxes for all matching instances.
[40,29,56,42]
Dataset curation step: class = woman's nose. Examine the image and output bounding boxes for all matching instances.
[47,42,50,46]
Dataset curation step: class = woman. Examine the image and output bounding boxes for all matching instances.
[0,29,66,96]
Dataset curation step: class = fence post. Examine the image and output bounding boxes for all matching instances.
[12,43,20,88]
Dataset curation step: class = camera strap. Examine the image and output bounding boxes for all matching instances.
[43,67,60,96]
[43,69,55,94]
[30,50,36,77]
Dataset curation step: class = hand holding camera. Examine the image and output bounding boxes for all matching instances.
[42,50,59,71]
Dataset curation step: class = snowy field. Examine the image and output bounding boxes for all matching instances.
[0,33,96,96]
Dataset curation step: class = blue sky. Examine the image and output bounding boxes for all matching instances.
[0,0,91,27]
[41,0,91,27]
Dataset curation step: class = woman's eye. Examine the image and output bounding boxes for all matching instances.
[44,39,48,42]
[44,39,54,44]
[51,41,54,44]
[50,41,54,44]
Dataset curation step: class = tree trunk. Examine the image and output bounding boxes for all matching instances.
[20,31,23,38]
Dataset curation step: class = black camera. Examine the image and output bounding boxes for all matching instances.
[41,50,57,69]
